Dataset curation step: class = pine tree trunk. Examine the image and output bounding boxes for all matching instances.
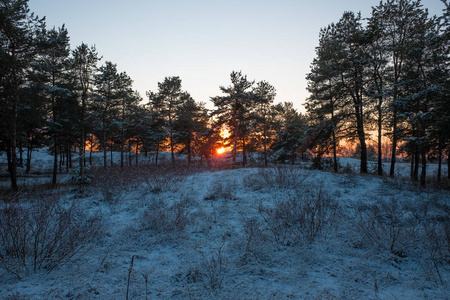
[155,143,159,166]
[9,53,19,192]
[263,118,268,167]
[420,150,426,187]
[448,147,450,180]
[187,135,192,163]
[377,99,383,176]
[355,104,367,174]
[437,139,442,183]
[390,108,398,177]
[170,132,175,165]
[136,141,139,166]
[103,119,107,168]
[128,141,132,167]
[89,138,93,166]
[410,152,415,180]
[66,144,69,173]
[19,141,23,167]
[413,146,420,182]
[26,144,32,174]
[59,146,63,174]
[121,139,124,169]
[110,141,113,167]
[6,144,13,183]
[242,136,247,167]
[52,137,58,186]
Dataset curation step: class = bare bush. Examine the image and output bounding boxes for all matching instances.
[355,198,422,257]
[198,242,227,293]
[0,196,103,278]
[141,198,192,234]
[258,188,339,247]
[143,168,186,194]
[256,166,308,190]
[204,179,236,201]
[420,206,450,286]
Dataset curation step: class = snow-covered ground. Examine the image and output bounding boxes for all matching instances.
[1,150,449,299]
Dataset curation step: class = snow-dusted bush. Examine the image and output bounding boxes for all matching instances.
[258,188,339,247]
[256,166,308,190]
[204,179,236,201]
[0,196,103,279]
[143,167,187,194]
[355,198,422,257]
[197,242,228,293]
[141,198,192,234]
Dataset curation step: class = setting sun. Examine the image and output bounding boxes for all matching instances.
[216,147,226,155]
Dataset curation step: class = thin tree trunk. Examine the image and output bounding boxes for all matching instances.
[437,138,442,183]
[242,136,247,167]
[59,145,63,174]
[66,144,69,173]
[414,146,420,182]
[187,135,192,163]
[19,140,23,167]
[120,139,124,169]
[448,148,450,180]
[420,149,426,187]
[52,137,58,185]
[128,140,132,167]
[170,132,175,165]
[155,142,159,166]
[136,141,139,166]
[331,99,338,173]
[110,141,113,167]
[377,97,383,176]
[355,105,368,174]
[26,144,32,174]
[103,120,107,168]
[6,144,12,180]
[390,109,398,177]
[89,137,93,166]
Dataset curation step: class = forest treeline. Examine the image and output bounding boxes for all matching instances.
[1,0,449,191]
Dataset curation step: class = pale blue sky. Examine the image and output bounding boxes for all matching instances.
[29,0,446,111]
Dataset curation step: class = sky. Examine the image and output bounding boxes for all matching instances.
[29,0,447,112]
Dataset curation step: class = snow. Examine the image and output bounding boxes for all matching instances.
[1,150,449,299]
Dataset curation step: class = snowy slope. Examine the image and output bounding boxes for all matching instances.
[1,151,449,299]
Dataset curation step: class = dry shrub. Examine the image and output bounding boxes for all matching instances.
[256,166,308,190]
[259,188,339,247]
[204,179,236,201]
[198,242,227,293]
[421,204,450,285]
[355,198,422,257]
[141,198,192,234]
[0,196,103,279]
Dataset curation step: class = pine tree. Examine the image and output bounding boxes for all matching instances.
[0,0,45,191]
[212,71,255,165]
[72,43,100,174]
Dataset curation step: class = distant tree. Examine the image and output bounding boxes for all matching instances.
[72,43,100,174]
[93,61,121,168]
[270,102,307,165]
[252,81,276,166]
[174,95,209,163]
[212,71,255,165]
[145,90,166,165]
[157,76,185,164]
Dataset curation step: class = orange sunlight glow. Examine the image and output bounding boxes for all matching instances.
[220,128,231,139]
[217,147,226,155]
